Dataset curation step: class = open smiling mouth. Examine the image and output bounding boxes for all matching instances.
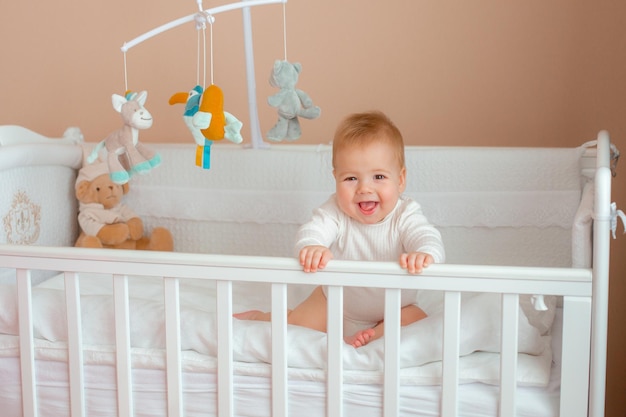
[358,201,378,215]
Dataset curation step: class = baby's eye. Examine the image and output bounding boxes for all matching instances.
[96,187,101,191]
[344,176,357,181]
[374,174,386,180]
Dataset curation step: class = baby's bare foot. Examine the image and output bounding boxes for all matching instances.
[344,328,376,348]
[233,310,263,320]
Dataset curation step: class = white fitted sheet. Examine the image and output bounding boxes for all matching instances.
[0,273,555,386]
[0,311,562,417]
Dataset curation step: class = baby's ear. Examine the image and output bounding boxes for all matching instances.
[398,167,407,191]
[122,183,130,195]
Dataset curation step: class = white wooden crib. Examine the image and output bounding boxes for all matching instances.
[0,125,618,417]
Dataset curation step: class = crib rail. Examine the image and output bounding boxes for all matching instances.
[0,245,593,292]
[0,245,594,417]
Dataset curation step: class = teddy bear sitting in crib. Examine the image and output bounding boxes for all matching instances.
[74,160,173,251]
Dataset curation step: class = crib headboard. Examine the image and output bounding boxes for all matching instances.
[0,126,83,284]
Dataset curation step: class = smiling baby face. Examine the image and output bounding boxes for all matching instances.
[333,138,406,224]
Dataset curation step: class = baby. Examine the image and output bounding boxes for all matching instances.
[235,111,445,347]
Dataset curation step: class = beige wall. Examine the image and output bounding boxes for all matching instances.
[1,1,625,414]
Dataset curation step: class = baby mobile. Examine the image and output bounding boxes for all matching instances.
[111,0,320,172]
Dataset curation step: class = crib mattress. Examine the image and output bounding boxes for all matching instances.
[0,273,555,382]
[0,353,560,417]
[0,313,564,417]
[0,272,561,416]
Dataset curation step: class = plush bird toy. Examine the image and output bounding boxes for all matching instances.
[170,84,243,169]
[170,85,205,145]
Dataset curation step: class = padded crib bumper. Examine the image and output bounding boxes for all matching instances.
[0,134,591,271]
[126,144,586,266]
[128,144,584,226]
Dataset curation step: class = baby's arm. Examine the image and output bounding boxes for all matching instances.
[399,252,435,274]
[299,245,333,273]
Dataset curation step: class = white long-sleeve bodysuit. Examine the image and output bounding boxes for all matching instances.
[295,194,445,333]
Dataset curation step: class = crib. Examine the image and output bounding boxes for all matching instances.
[0,125,617,417]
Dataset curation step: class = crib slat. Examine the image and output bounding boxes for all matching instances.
[326,286,343,417]
[16,269,37,417]
[441,291,461,417]
[384,288,401,416]
[560,296,591,417]
[64,272,85,417]
[164,277,183,417]
[499,293,519,417]
[216,280,234,417]
[113,274,134,417]
[271,283,289,417]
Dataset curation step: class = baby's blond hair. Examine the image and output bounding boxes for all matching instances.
[332,111,405,169]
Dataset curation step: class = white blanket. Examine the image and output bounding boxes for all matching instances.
[0,273,553,386]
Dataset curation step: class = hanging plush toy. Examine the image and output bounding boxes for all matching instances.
[88,91,161,184]
[198,84,243,143]
[168,85,206,145]
[168,5,243,169]
[267,60,320,142]
[169,84,243,169]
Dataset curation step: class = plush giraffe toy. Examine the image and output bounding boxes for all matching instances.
[88,91,161,184]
